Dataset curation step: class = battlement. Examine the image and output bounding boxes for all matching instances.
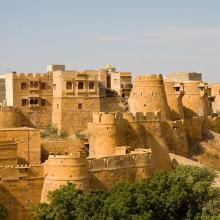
[12,72,52,79]
[135,74,163,81]
[135,111,161,122]
[87,150,152,171]
[46,151,86,161]
[92,112,122,124]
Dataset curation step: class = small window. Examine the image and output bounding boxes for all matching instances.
[78,81,84,90]
[175,87,180,92]
[40,82,46,90]
[89,81,95,89]
[66,81,72,90]
[22,99,27,106]
[57,104,59,109]
[78,103,83,109]
[21,83,27,90]
[41,99,46,106]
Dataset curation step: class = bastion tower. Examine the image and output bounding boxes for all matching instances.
[164,82,185,120]
[182,82,209,118]
[41,150,90,202]
[129,74,171,121]
[88,112,121,158]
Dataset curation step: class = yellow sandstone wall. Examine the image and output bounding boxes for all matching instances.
[88,152,152,189]
[0,128,41,165]
[164,81,185,120]
[182,82,209,118]
[41,151,90,202]
[0,165,44,220]
[129,74,171,121]
[0,107,22,128]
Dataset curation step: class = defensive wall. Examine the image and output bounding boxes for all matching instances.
[129,74,171,121]
[0,165,44,220]
[0,106,22,128]
[0,127,41,165]
[88,150,152,189]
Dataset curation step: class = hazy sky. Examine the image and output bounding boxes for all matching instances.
[0,0,220,82]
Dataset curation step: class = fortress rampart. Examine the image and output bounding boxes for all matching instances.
[41,151,90,202]
[88,150,152,189]
[164,81,185,120]
[0,165,44,220]
[0,107,22,128]
[129,74,171,120]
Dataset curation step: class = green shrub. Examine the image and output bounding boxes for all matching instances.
[31,165,220,220]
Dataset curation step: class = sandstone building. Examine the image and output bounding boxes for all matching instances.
[1,67,220,220]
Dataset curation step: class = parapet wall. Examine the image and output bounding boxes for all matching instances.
[11,72,52,79]
[0,165,44,220]
[88,151,152,189]
[0,107,22,128]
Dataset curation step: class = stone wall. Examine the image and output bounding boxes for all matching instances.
[0,107,22,128]
[0,141,17,165]
[161,120,189,156]
[182,82,209,118]
[88,152,152,189]
[129,74,171,120]
[0,128,41,165]
[0,165,44,220]
[41,140,80,162]
[6,72,53,128]
[41,152,90,202]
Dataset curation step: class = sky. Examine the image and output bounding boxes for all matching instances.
[0,0,220,82]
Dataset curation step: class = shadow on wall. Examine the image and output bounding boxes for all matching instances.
[0,184,26,220]
[184,107,199,119]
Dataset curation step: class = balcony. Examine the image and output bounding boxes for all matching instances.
[29,81,40,91]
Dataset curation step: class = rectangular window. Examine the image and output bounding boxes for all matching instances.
[40,82,46,90]
[78,103,83,109]
[66,81,72,90]
[41,99,46,106]
[21,83,27,90]
[78,81,84,90]
[89,81,95,89]
[22,99,27,106]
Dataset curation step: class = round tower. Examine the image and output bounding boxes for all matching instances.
[164,81,185,120]
[41,151,90,202]
[0,106,22,128]
[121,112,146,149]
[182,82,209,118]
[128,74,171,121]
[88,112,121,158]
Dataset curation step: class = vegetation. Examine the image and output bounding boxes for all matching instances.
[40,124,68,139]
[31,165,220,220]
[75,130,88,142]
[0,204,8,220]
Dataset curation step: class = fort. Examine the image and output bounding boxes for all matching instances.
[1,66,220,219]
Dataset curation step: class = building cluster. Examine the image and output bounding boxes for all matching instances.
[0,65,220,219]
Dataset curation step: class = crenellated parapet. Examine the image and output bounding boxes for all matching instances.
[12,72,52,79]
[129,74,171,120]
[87,149,152,171]
[92,112,122,124]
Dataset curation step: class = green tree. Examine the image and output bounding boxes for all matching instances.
[0,204,8,220]
[31,166,220,220]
